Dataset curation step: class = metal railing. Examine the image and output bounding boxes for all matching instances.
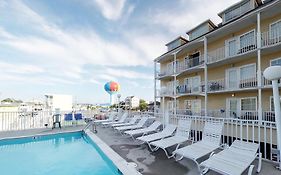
[176,82,205,95]
[177,56,204,73]
[208,35,257,64]
[261,29,281,47]
[163,114,278,163]
[208,77,257,92]
[0,110,92,131]
[159,86,174,96]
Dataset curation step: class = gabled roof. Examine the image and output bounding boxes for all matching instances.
[165,36,188,46]
[186,19,217,35]
[218,0,263,17]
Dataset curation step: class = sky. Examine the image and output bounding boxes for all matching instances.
[0,0,239,104]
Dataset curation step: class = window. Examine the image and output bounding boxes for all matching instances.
[167,40,181,51]
[271,58,281,66]
[240,64,256,80]
[270,96,281,111]
[270,20,281,40]
[184,100,201,114]
[226,38,237,57]
[241,98,256,111]
[240,30,255,49]
[224,0,251,23]
[184,76,200,93]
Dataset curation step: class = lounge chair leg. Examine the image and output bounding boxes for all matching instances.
[163,148,173,159]
[257,153,262,173]
[175,155,184,161]
[248,165,254,175]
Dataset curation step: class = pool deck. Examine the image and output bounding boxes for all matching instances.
[0,126,280,175]
[94,125,281,175]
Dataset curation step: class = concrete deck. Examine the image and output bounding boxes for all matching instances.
[94,125,281,175]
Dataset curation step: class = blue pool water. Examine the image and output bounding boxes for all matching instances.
[0,132,121,175]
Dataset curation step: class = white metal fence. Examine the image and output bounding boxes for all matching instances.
[0,110,94,131]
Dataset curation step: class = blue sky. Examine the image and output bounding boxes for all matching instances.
[0,0,239,104]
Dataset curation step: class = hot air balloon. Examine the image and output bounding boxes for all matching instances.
[104,81,120,105]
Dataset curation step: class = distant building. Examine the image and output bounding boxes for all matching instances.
[45,94,73,111]
[125,96,140,109]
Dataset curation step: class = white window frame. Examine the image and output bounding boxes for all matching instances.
[269,19,281,40]
[225,63,256,89]
[239,63,256,80]
[238,29,256,49]
[270,96,281,111]
[225,37,238,57]
[270,57,281,66]
[184,76,201,93]
[240,97,257,111]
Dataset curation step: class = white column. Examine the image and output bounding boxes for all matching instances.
[272,80,281,169]
[154,61,157,116]
[204,36,208,117]
[257,12,263,122]
[173,53,177,118]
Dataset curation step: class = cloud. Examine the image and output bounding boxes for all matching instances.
[92,0,127,21]
[105,68,153,80]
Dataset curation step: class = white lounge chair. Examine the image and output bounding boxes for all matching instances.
[136,124,177,144]
[124,121,162,139]
[93,112,116,124]
[112,115,140,128]
[173,121,224,170]
[102,112,128,126]
[149,119,192,158]
[115,117,150,133]
[200,140,262,175]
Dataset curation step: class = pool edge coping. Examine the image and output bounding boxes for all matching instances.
[0,129,82,141]
[84,129,142,175]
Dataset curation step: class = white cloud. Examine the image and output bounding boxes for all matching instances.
[93,0,127,21]
[105,68,153,80]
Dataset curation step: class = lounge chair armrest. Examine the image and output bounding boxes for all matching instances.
[209,151,215,158]
[248,165,254,175]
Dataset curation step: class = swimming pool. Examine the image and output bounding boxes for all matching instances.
[0,132,122,175]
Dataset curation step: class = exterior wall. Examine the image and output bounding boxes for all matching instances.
[260,13,281,33]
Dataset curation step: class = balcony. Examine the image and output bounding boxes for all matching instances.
[176,82,205,96]
[158,86,174,97]
[177,56,204,74]
[208,77,257,92]
[208,35,257,64]
[262,76,281,87]
[157,68,174,78]
[261,30,281,48]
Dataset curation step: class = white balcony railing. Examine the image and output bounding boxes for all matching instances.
[177,56,204,73]
[208,77,257,92]
[263,76,281,87]
[261,30,281,48]
[208,35,257,64]
[159,86,174,96]
[176,82,205,95]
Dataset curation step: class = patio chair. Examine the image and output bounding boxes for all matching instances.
[200,140,262,175]
[149,119,192,158]
[115,117,150,133]
[136,124,177,144]
[124,121,162,139]
[101,112,128,126]
[112,115,140,128]
[93,112,116,124]
[173,121,224,170]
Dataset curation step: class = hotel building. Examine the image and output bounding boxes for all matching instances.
[154,0,281,122]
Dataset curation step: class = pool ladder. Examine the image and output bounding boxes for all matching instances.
[83,120,97,133]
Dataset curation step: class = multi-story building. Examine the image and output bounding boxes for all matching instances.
[154,0,281,122]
